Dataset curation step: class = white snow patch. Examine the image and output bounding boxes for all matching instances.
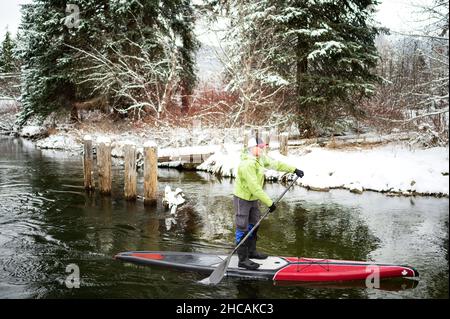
[307,41,346,60]
[20,125,46,138]
[143,141,157,148]
[36,134,82,151]
[197,143,242,176]
[96,136,111,144]
[200,144,449,196]
[159,144,221,159]
[261,74,290,86]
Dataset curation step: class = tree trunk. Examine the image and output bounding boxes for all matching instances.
[70,105,79,122]
[296,35,308,109]
[296,34,313,135]
[181,82,190,115]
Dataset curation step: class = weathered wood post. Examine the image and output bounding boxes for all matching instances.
[243,129,251,148]
[144,141,158,206]
[279,132,289,156]
[83,135,94,191]
[261,130,270,150]
[262,130,270,154]
[123,141,137,201]
[97,136,112,195]
[253,128,259,140]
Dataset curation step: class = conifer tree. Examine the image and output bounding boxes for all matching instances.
[0,30,19,73]
[17,0,198,123]
[219,0,380,133]
[17,1,76,123]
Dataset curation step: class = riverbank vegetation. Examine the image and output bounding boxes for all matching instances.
[0,0,448,146]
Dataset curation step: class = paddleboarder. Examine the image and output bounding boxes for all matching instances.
[233,136,304,270]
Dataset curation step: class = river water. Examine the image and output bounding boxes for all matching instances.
[0,137,448,299]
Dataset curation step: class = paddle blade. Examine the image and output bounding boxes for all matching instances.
[199,256,231,285]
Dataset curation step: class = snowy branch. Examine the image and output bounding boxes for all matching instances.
[375,108,449,123]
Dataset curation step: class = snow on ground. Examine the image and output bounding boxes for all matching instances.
[6,113,448,197]
[36,134,82,151]
[19,125,47,138]
[198,144,449,197]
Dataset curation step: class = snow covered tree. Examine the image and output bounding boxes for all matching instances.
[17,1,77,123]
[0,30,21,99]
[215,0,380,134]
[71,0,199,118]
[17,0,198,124]
[367,0,448,146]
[0,31,19,73]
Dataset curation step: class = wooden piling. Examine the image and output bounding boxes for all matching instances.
[270,128,278,146]
[253,128,259,140]
[83,135,94,191]
[262,130,270,154]
[97,136,112,195]
[261,130,270,150]
[279,132,289,156]
[144,141,158,206]
[243,130,251,148]
[123,142,137,201]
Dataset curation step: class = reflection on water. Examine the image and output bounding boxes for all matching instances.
[0,137,448,298]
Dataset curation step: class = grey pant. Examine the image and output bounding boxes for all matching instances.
[233,195,261,232]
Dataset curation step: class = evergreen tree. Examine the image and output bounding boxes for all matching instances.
[90,0,199,115]
[220,0,380,134]
[0,30,19,73]
[17,0,198,124]
[17,1,75,123]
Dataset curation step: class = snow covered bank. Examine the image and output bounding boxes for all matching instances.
[33,130,223,168]
[198,144,449,197]
[0,99,19,134]
[36,134,82,151]
[12,115,449,197]
[30,124,243,153]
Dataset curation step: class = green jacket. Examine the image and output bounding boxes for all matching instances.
[233,150,296,207]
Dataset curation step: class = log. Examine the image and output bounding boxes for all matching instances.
[144,141,158,206]
[123,141,137,201]
[83,135,94,191]
[97,136,112,195]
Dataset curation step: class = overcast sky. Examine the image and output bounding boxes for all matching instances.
[0,0,432,41]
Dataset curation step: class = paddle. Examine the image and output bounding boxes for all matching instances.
[199,175,300,285]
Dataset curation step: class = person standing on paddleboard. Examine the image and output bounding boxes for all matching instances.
[233,137,304,270]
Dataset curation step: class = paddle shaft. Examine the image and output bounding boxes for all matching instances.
[229,175,300,259]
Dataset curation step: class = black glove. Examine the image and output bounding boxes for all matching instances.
[269,203,276,213]
[294,168,304,178]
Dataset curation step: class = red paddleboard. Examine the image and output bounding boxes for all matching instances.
[114,251,419,283]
